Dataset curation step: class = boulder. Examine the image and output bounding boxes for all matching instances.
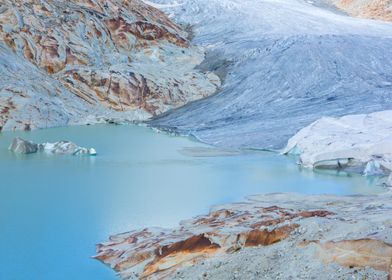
[8,137,38,154]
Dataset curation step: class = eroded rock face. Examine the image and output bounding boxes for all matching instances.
[96,192,392,280]
[95,203,333,279]
[330,0,392,22]
[0,0,219,131]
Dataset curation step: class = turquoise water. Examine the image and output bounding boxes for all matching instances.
[0,124,384,280]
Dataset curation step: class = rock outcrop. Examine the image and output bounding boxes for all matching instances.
[283,110,392,184]
[0,0,219,131]
[95,201,333,279]
[329,0,392,22]
[8,137,96,155]
[95,192,392,280]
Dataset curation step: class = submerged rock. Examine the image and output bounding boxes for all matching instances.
[284,110,392,179]
[8,137,38,154]
[8,137,96,156]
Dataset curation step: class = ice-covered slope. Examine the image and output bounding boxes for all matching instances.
[150,0,392,149]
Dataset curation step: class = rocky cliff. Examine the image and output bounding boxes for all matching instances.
[0,0,219,131]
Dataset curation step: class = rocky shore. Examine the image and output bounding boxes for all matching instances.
[95,192,392,280]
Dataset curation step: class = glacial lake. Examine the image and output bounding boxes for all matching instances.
[0,124,385,280]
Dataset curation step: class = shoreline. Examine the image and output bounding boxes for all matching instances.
[95,191,392,280]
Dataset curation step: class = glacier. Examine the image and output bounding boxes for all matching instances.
[149,0,392,149]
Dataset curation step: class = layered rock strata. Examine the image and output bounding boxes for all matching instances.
[95,192,392,280]
[0,0,219,131]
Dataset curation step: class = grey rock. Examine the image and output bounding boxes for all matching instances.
[8,137,38,154]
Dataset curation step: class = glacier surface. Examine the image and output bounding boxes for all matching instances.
[149,0,392,149]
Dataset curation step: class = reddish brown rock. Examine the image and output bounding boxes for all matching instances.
[95,204,334,279]
[0,0,219,131]
[309,239,392,277]
[331,0,392,22]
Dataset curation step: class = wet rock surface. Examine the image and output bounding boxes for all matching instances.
[95,192,392,280]
[0,0,219,131]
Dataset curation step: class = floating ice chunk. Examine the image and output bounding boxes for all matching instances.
[8,138,97,156]
[363,160,384,176]
[89,148,97,156]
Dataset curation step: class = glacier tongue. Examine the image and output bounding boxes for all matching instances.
[283,110,392,182]
[149,0,392,149]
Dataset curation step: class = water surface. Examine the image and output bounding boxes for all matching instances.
[0,124,384,280]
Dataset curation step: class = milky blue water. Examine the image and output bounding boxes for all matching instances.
[0,124,384,280]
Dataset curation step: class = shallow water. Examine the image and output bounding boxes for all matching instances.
[0,124,384,280]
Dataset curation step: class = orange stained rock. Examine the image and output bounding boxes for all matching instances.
[332,0,392,22]
[95,206,336,279]
[314,239,392,277]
